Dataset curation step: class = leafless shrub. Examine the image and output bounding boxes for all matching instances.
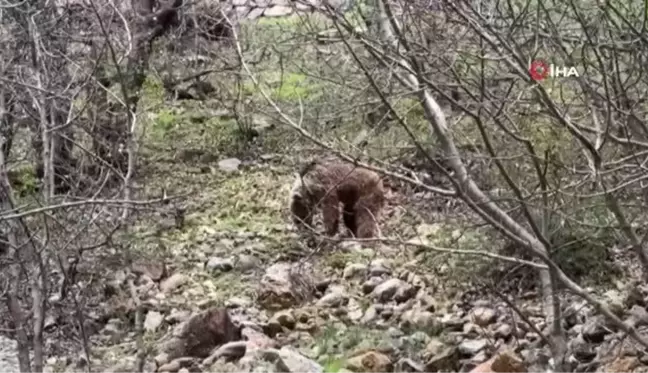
[0,0,234,368]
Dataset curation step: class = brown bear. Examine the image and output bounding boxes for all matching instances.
[289,158,385,238]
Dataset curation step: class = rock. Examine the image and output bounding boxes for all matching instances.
[569,334,596,362]
[423,339,447,359]
[346,351,393,372]
[102,362,137,373]
[440,313,464,331]
[270,310,296,330]
[369,259,391,277]
[471,307,497,327]
[154,353,171,366]
[257,262,315,311]
[317,288,349,308]
[494,324,512,339]
[628,305,648,327]
[469,350,526,373]
[343,263,368,279]
[582,316,609,343]
[395,284,418,302]
[463,322,480,337]
[247,7,265,19]
[202,341,247,365]
[132,260,166,281]
[417,294,438,312]
[400,309,436,332]
[218,158,242,172]
[425,346,459,372]
[206,257,234,272]
[264,346,324,372]
[144,311,164,332]
[396,358,425,372]
[104,270,127,296]
[372,278,413,302]
[162,307,242,359]
[160,273,188,294]
[362,277,383,294]
[347,298,364,321]
[339,241,363,252]
[243,326,277,349]
[563,301,587,328]
[603,290,625,316]
[264,5,292,16]
[226,296,252,308]
[458,339,489,356]
[237,254,260,272]
[102,319,125,342]
[157,357,195,373]
[361,305,378,324]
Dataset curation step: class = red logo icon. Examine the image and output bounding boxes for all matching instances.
[529,60,549,81]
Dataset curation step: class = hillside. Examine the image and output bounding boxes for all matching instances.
[2,1,648,373]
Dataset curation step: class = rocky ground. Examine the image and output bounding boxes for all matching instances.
[24,145,648,373]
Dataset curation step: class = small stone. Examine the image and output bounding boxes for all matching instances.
[361,305,378,324]
[400,309,436,332]
[582,316,609,343]
[463,322,480,336]
[471,307,497,327]
[247,7,265,19]
[317,288,348,308]
[154,353,170,366]
[569,335,596,362]
[346,351,392,372]
[603,290,625,316]
[218,158,242,172]
[369,259,391,276]
[206,257,234,272]
[629,305,648,327]
[458,339,489,356]
[132,260,166,281]
[157,360,181,372]
[343,263,368,279]
[225,297,252,308]
[144,311,164,332]
[423,339,447,359]
[362,277,383,294]
[494,324,512,339]
[372,278,410,302]
[440,313,464,331]
[270,310,296,329]
[264,5,292,16]
[347,299,364,321]
[425,346,460,372]
[396,358,424,372]
[160,274,188,293]
[237,254,259,272]
[202,341,247,365]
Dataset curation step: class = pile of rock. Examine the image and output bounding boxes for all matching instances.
[230,0,351,20]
